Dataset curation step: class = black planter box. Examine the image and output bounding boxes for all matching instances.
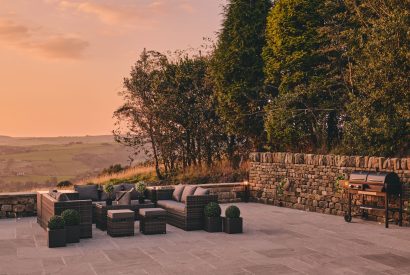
[65,225,80,243]
[47,228,66,248]
[223,217,243,234]
[204,217,222,232]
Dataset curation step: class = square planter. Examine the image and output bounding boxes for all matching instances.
[223,217,243,234]
[65,225,80,243]
[204,217,222,232]
[47,228,66,248]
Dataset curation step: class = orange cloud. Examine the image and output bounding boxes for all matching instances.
[0,18,89,60]
[58,1,152,26]
[57,0,196,26]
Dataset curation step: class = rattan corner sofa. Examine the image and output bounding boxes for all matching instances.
[154,186,217,231]
[37,191,92,238]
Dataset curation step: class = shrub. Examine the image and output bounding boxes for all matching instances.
[56,180,72,188]
[61,209,80,226]
[225,205,240,218]
[48,215,65,230]
[204,202,221,217]
[104,182,114,194]
[136,181,146,194]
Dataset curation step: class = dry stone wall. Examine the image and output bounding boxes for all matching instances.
[0,192,37,218]
[249,152,410,225]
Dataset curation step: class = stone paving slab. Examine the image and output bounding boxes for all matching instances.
[0,203,409,275]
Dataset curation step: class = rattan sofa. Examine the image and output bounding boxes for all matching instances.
[37,191,92,238]
[154,188,217,231]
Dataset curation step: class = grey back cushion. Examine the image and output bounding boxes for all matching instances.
[74,184,99,201]
[116,188,133,205]
[194,187,210,196]
[48,191,69,201]
[180,185,197,203]
[172,185,186,201]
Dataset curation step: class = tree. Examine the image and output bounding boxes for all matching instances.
[263,0,348,152]
[211,0,272,153]
[342,0,410,156]
[114,49,228,178]
[114,49,168,179]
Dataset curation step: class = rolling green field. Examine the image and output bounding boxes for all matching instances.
[0,136,140,192]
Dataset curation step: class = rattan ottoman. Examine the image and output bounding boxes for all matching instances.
[107,209,134,237]
[139,208,166,235]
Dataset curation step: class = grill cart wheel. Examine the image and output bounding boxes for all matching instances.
[344,214,352,222]
[361,212,369,220]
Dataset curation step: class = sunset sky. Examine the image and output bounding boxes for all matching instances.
[0,0,223,137]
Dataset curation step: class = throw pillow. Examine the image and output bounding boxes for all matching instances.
[194,187,210,196]
[172,185,185,201]
[74,185,99,201]
[116,188,133,205]
[180,185,197,203]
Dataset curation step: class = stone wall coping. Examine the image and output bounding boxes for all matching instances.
[0,192,36,198]
[249,152,409,170]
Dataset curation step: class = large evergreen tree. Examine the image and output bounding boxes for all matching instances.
[342,0,410,157]
[211,0,272,153]
[263,0,348,152]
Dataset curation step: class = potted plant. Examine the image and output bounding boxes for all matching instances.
[47,215,66,248]
[61,209,80,243]
[136,181,146,204]
[204,202,222,232]
[223,205,243,234]
[104,182,114,206]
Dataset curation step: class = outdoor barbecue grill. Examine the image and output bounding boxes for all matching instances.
[341,171,403,228]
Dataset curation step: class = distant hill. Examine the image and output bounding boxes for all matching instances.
[0,135,116,146]
[0,135,145,192]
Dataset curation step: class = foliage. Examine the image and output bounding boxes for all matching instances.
[204,202,222,217]
[342,0,410,157]
[211,0,271,152]
[225,205,240,218]
[263,0,348,153]
[334,174,345,193]
[135,181,146,193]
[114,49,228,177]
[102,164,126,175]
[104,182,114,194]
[56,180,72,188]
[48,215,65,230]
[61,209,80,226]
[276,179,286,196]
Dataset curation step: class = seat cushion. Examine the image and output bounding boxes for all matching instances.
[172,185,185,201]
[180,185,197,203]
[194,187,210,196]
[139,208,166,217]
[74,185,99,201]
[157,200,185,213]
[107,209,134,219]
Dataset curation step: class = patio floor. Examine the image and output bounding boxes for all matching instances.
[1,203,410,275]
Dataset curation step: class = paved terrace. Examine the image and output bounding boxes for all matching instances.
[1,203,410,275]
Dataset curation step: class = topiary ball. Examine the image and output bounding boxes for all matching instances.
[61,209,80,226]
[48,215,65,230]
[204,202,221,217]
[225,205,240,218]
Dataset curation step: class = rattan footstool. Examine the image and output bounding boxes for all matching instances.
[139,208,166,235]
[107,209,134,237]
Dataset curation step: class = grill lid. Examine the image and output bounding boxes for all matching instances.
[349,171,368,182]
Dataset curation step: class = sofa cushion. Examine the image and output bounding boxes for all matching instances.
[194,187,210,196]
[180,185,197,203]
[48,191,69,201]
[74,185,99,201]
[172,185,185,201]
[116,188,133,205]
[157,200,185,213]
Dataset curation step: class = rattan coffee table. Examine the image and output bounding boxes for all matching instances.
[139,208,167,235]
[95,200,155,231]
